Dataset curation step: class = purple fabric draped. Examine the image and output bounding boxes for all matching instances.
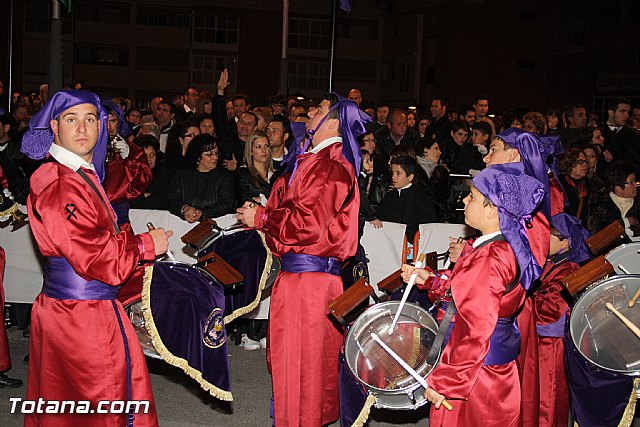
[281,253,341,276]
[536,312,566,337]
[550,213,592,264]
[111,200,130,225]
[498,128,556,218]
[200,230,267,317]
[43,256,121,300]
[21,89,109,181]
[149,261,231,394]
[338,348,368,426]
[341,243,370,290]
[102,98,131,138]
[473,162,545,291]
[564,330,635,427]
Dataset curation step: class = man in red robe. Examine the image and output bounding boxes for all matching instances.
[238,93,370,426]
[21,90,171,426]
[406,162,544,427]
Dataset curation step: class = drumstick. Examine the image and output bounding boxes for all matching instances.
[371,333,453,411]
[606,303,640,339]
[388,253,426,334]
[146,222,176,262]
[628,287,640,308]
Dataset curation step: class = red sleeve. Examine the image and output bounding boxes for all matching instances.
[32,175,152,286]
[428,243,517,399]
[103,142,153,202]
[534,262,576,324]
[528,212,551,268]
[0,165,8,189]
[260,158,353,247]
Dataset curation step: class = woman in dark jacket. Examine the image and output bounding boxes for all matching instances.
[236,131,273,206]
[162,120,200,171]
[167,134,235,222]
[558,148,590,223]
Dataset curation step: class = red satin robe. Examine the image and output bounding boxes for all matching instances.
[549,174,565,217]
[517,211,550,427]
[254,141,359,427]
[26,161,158,427]
[103,141,152,204]
[534,259,577,427]
[0,247,10,373]
[428,239,526,427]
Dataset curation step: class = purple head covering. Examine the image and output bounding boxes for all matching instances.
[284,93,371,176]
[498,128,560,219]
[473,162,545,291]
[102,98,131,138]
[21,89,109,180]
[550,213,591,264]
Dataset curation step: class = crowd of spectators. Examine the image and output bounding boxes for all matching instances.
[2,76,640,243]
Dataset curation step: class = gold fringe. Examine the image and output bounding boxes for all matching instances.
[0,202,19,219]
[223,230,274,324]
[618,378,640,427]
[351,394,377,427]
[141,264,234,402]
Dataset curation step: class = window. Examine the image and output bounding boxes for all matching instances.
[25,1,71,33]
[383,60,395,81]
[192,55,235,87]
[193,15,238,44]
[137,8,190,28]
[136,48,189,71]
[75,45,129,66]
[289,18,330,50]
[76,3,130,24]
[288,59,328,90]
[335,20,377,40]
[399,60,414,93]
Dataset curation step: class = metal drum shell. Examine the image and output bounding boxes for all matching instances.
[344,301,439,410]
[604,242,640,275]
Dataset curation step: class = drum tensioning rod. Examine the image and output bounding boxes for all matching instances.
[370,333,453,411]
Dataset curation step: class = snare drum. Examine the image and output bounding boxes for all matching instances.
[344,301,439,410]
[605,242,640,275]
[566,275,640,427]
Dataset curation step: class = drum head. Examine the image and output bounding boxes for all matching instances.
[570,275,640,374]
[344,301,438,410]
[605,243,640,275]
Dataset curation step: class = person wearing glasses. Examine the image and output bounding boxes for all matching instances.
[587,160,640,237]
[557,148,590,223]
[163,120,201,171]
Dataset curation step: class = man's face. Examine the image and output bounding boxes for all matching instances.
[150,97,163,118]
[184,88,199,109]
[570,107,587,128]
[609,103,630,127]
[464,110,476,126]
[483,138,518,165]
[617,173,637,199]
[51,103,100,162]
[347,89,362,106]
[199,118,215,136]
[0,123,10,141]
[430,100,445,120]
[225,101,234,119]
[156,104,173,127]
[233,99,248,118]
[376,106,389,124]
[289,105,305,123]
[13,106,29,124]
[388,111,407,138]
[107,113,119,138]
[237,113,257,138]
[633,107,640,121]
[271,103,285,116]
[307,99,331,132]
[266,121,287,148]
[474,100,489,118]
[126,110,141,126]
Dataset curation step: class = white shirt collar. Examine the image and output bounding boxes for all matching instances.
[310,136,342,154]
[49,143,95,171]
[473,230,502,248]
[396,183,412,195]
[272,147,288,161]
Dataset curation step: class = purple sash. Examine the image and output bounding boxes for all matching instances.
[281,253,341,276]
[43,257,120,300]
[111,200,130,225]
[536,312,567,337]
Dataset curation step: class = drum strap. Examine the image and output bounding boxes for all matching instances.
[425,290,457,367]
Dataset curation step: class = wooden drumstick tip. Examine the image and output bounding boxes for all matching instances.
[146,222,155,231]
[606,302,640,340]
[442,399,453,411]
[629,287,640,308]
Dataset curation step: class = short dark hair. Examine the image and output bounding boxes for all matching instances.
[565,104,585,119]
[269,114,293,144]
[557,148,585,175]
[390,155,417,177]
[472,121,492,136]
[185,134,219,168]
[232,93,251,106]
[183,86,198,96]
[158,100,175,114]
[607,98,631,112]
[134,134,160,152]
[239,111,258,125]
[474,95,489,105]
[197,113,214,126]
[418,137,438,152]
[451,120,470,133]
[389,145,416,159]
[604,160,635,192]
[432,97,448,108]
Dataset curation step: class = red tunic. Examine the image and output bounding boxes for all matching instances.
[517,211,550,427]
[26,161,158,427]
[534,259,577,427]
[428,239,526,427]
[0,247,10,372]
[103,142,152,203]
[549,174,565,217]
[255,141,359,427]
